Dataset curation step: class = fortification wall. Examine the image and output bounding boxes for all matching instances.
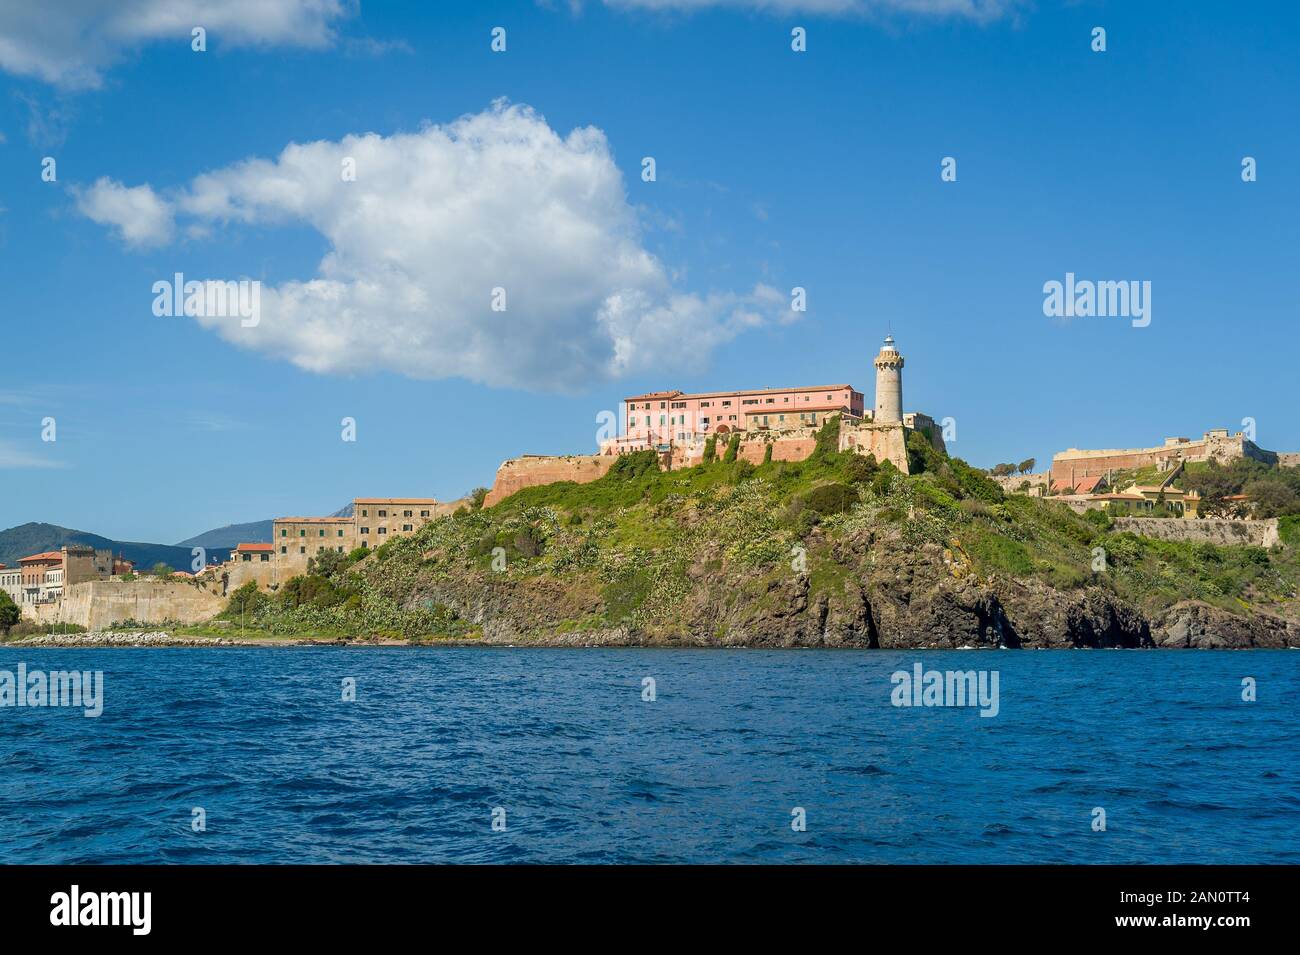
[990,471,1051,495]
[840,422,910,474]
[484,454,616,507]
[30,579,226,630]
[485,421,922,505]
[1279,452,1300,469]
[1113,517,1280,549]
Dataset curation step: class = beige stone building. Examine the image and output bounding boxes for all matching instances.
[265,497,461,585]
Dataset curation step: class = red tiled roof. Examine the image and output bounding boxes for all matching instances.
[352,498,439,504]
[274,517,354,523]
[625,385,858,403]
[19,551,62,563]
[233,542,274,552]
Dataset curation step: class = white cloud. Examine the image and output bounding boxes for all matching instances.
[0,0,347,89]
[600,0,1020,16]
[76,178,174,247]
[79,101,787,392]
[0,440,63,470]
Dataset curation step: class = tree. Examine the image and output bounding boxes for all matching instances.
[0,590,19,634]
[1243,479,1300,518]
[224,581,268,618]
[1018,458,1036,474]
[470,487,489,509]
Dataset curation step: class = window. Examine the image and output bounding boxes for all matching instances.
[280,529,287,537]
[361,509,368,517]
[299,530,305,537]
[337,530,345,537]
[402,524,413,532]
[241,554,250,562]
[299,546,305,554]
[360,527,370,535]
[659,415,666,426]
[403,510,412,517]
[630,417,637,427]
[722,400,731,407]
[659,402,666,409]
[378,509,387,517]
[420,510,430,518]
[742,399,758,405]
[318,529,325,537]
[765,398,775,404]
[280,546,287,555]
[260,554,269,562]
[671,401,686,409]
[378,527,388,535]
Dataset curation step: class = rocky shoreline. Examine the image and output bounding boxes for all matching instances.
[11,602,1294,650]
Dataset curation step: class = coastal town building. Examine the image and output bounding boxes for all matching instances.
[0,545,134,607]
[615,384,866,453]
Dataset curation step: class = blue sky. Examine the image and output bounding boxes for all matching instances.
[1,0,1297,544]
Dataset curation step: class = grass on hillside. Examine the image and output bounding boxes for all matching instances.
[171,421,1299,639]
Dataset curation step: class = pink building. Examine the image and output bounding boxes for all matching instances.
[616,384,865,451]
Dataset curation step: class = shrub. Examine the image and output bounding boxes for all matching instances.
[728,459,757,484]
[702,435,718,464]
[1083,508,1113,533]
[871,459,898,497]
[723,433,741,464]
[763,443,774,465]
[812,415,841,459]
[308,549,354,578]
[513,525,545,558]
[278,574,351,610]
[609,449,660,480]
[843,453,878,485]
[470,487,489,509]
[224,581,268,617]
[801,482,858,518]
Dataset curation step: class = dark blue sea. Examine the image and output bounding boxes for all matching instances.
[0,648,1296,864]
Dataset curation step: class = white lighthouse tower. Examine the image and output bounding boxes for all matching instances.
[873,335,904,424]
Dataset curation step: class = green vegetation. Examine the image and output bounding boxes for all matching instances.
[204,417,1300,640]
[0,590,19,635]
[1181,457,1300,518]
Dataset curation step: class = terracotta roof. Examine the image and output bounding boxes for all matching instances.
[743,403,854,415]
[19,551,62,563]
[352,498,439,504]
[233,542,274,552]
[622,390,685,401]
[625,384,858,403]
[274,516,354,523]
[1069,475,1106,494]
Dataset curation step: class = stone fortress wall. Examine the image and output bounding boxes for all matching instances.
[30,579,226,631]
[1112,517,1280,549]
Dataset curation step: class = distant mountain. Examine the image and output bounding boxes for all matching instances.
[176,505,350,550]
[176,519,274,551]
[0,522,228,571]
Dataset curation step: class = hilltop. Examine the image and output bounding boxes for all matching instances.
[215,422,1300,649]
[0,522,227,571]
